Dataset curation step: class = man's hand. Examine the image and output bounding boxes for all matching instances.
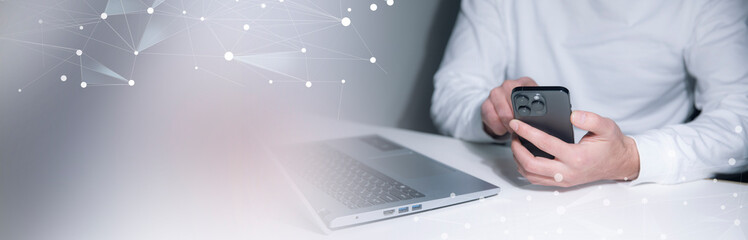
[481,77,538,138]
[509,110,640,187]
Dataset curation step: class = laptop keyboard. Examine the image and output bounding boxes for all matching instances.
[291,145,425,209]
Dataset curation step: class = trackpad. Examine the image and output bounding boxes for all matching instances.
[375,154,453,179]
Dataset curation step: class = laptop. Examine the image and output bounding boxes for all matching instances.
[271,135,500,230]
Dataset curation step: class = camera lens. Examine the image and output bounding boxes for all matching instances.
[518,106,531,116]
[515,95,529,105]
[531,100,545,111]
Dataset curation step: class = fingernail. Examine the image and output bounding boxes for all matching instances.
[574,111,586,124]
[509,120,519,131]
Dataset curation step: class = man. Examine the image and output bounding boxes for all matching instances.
[432,0,748,187]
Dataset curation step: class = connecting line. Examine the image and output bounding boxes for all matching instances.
[351,24,387,74]
[101,19,136,51]
[120,0,136,49]
[282,0,311,84]
[197,66,246,87]
[20,55,75,90]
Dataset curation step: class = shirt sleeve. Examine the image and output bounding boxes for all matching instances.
[431,0,509,143]
[630,0,748,185]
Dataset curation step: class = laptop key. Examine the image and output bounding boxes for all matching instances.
[291,145,425,209]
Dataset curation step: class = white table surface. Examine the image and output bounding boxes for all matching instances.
[257,121,748,240]
[8,118,744,240]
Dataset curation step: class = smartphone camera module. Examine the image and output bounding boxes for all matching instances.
[514,95,529,106]
[513,93,547,116]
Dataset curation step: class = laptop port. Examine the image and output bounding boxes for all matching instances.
[398,207,409,213]
[383,209,395,216]
[412,204,422,211]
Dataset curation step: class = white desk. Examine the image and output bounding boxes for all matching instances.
[257,121,748,239]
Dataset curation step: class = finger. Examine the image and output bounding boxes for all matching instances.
[571,111,617,136]
[502,77,539,91]
[489,88,514,133]
[516,165,562,186]
[496,98,514,133]
[509,119,572,159]
[511,137,568,177]
[513,76,539,87]
[481,100,507,135]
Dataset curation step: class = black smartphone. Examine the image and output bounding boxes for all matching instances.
[511,86,574,159]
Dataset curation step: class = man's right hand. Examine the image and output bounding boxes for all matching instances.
[481,77,538,138]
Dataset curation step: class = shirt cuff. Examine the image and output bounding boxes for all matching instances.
[628,133,674,185]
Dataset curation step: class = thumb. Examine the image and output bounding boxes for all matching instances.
[571,110,616,136]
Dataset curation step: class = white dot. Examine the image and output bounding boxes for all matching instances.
[387,0,394,6]
[713,178,718,183]
[721,205,726,210]
[243,24,250,31]
[79,25,84,30]
[683,201,688,206]
[554,173,563,182]
[182,10,187,15]
[80,82,87,88]
[441,233,448,239]
[128,80,134,86]
[305,81,312,88]
[38,19,43,24]
[413,216,419,222]
[660,233,667,239]
[60,75,67,82]
[147,7,154,14]
[200,17,205,21]
[133,51,139,56]
[624,177,629,181]
[641,198,648,204]
[301,47,307,53]
[76,50,83,56]
[370,3,378,11]
[556,206,566,215]
[450,192,456,198]
[370,57,377,63]
[341,79,346,84]
[100,13,108,19]
[464,223,471,229]
[556,227,563,234]
[224,51,234,61]
[526,195,532,201]
[500,216,506,222]
[279,0,284,2]
[728,158,736,166]
[553,190,559,196]
[617,229,624,234]
[347,8,352,12]
[17,89,22,93]
[194,66,199,70]
[735,126,743,133]
[603,199,611,206]
[268,80,273,84]
[341,17,351,26]
[733,193,738,197]
[261,3,266,8]
[735,219,741,226]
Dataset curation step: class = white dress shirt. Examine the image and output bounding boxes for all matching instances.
[432,0,748,184]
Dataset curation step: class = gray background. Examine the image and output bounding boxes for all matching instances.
[0,1,462,239]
